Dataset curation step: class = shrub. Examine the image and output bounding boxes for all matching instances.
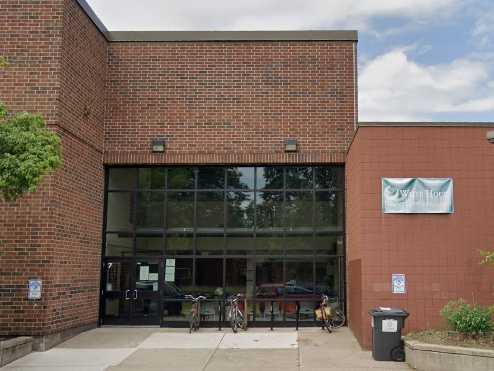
[441,299,494,337]
[0,103,62,201]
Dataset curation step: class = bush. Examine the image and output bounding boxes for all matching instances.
[441,299,494,337]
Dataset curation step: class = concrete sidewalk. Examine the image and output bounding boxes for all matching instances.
[2,327,411,371]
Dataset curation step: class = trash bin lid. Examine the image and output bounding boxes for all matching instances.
[368,307,409,317]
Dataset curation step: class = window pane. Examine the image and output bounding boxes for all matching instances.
[255,258,283,321]
[226,191,254,230]
[105,233,133,257]
[315,257,342,300]
[104,261,132,291]
[314,235,344,255]
[285,259,315,322]
[225,259,247,296]
[168,168,195,189]
[225,258,256,305]
[256,167,283,189]
[197,167,225,189]
[139,168,165,189]
[227,167,255,189]
[136,192,164,229]
[162,258,193,321]
[225,234,254,255]
[167,192,194,229]
[315,167,344,189]
[196,235,224,255]
[136,236,163,256]
[135,260,160,292]
[256,191,283,230]
[315,192,344,231]
[197,191,224,229]
[285,191,313,230]
[108,168,137,190]
[284,234,313,255]
[195,259,223,298]
[166,233,194,255]
[286,167,313,189]
[106,192,133,230]
[255,234,283,255]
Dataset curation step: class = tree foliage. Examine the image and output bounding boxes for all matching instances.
[480,250,494,266]
[0,103,62,201]
[0,56,7,68]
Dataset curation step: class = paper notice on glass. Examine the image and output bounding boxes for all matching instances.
[166,259,176,267]
[153,282,158,291]
[149,273,159,281]
[139,266,149,281]
[165,265,175,282]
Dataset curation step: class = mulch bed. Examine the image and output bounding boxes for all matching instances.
[405,330,494,350]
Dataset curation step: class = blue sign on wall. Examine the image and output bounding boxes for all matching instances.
[382,178,454,214]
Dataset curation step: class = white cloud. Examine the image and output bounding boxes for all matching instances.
[86,0,460,31]
[473,8,494,47]
[359,49,494,121]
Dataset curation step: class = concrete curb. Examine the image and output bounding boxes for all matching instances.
[405,339,494,371]
[0,336,33,367]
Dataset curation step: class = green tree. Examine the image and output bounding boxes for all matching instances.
[480,250,494,266]
[0,102,62,201]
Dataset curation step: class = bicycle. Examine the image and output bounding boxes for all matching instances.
[328,297,346,329]
[227,293,247,333]
[315,294,332,333]
[185,294,206,333]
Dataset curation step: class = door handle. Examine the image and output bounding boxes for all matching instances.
[134,289,138,300]
[124,289,131,300]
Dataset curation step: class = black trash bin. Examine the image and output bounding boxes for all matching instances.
[368,308,409,362]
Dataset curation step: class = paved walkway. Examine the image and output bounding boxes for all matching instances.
[2,327,411,371]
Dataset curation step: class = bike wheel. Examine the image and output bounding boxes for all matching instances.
[189,314,195,334]
[321,310,332,333]
[331,309,345,329]
[237,308,246,330]
[230,309,238,333]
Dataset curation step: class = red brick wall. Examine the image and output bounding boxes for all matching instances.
[0,0,64,336]
[0,0,107,336]
[104,41,356,165]
[346,126,494,348]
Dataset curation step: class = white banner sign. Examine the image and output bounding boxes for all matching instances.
[382,178,454,214]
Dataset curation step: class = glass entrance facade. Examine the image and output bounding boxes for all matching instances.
[102,166,345,326]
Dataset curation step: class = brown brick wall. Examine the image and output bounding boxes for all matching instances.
[346,126,494,348]
[104,41,356,165]
[0,0,107,336]
[1,1,357,338]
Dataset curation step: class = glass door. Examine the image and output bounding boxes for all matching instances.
[133,259,162,325]
[102,259,162,325]
[102,260,133,324]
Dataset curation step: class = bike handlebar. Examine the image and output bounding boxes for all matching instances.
[227,293,243,302]
[184,295,207,301]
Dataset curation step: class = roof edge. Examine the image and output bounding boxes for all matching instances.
[76,0,109,37]
[359,122,494,128]
[75,1,357,42]
[107,30,358,42]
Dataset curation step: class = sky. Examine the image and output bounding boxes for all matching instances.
[86,0,494,122]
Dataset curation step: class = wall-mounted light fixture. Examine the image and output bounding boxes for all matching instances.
[151,138,166,152]
[285,139,298,153]
[486,131,494,144]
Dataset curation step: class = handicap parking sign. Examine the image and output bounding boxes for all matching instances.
[392,274,406,294]
[28,279,42,300]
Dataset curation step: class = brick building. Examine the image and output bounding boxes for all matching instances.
[0,0,493,350]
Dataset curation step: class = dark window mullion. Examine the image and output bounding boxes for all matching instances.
[192,168,198,286]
